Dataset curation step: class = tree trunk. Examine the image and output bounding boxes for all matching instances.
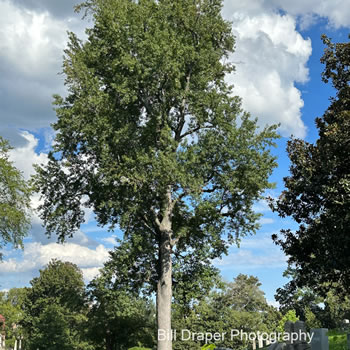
[157,228,173,350]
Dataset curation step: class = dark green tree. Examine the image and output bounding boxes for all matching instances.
[87,273,156,350]
[23,260,93,350]
[271,35,350,295]
[33,1,278,348]
[0,136,31,259]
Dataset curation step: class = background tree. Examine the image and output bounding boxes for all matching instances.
[304,307,322,330]
[33,0,278,349]
[87,272,156,350]
[322,290,350,329]
[270,34,350,295]
[220,274,267,312]
[23,260,93,350]
[275,267,323,321]
[172,274,280,350]
[0,136,31,259]
[276,267,350,329]
[0,288,27,348]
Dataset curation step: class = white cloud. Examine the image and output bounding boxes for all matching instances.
[223,7,311,138]
[267,299,280,308]
[224,0,350,29]
[215,232,287,269]
[271,0,350,29]
[81,267,101,282]
[239,235,277,249]
[215,249,287,269]
[9,131,48,179]
[0,242,109,277]
[259,217,274,225]
[0,0,82,131]
[0,1,67,79]
[222,0,350,138]
[10,0,81,19]
[101,235,118,246]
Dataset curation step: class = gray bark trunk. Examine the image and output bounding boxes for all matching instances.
[157,228,173,350]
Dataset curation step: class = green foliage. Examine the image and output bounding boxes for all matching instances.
[328,330,347,350]
[172,274,280,350]
[221,274,267,312]
[201,345,216,350]
[34,0,278,291]
[275,267,324,321]
[33,0,278,344]
[276,268,350,329]
[0,136,31,259]
[304,307,322,330]
[23,260,93,350]
[270,34,350,294]
[0,288,27,348]
[87,272,156,350]
[323,290,350,329]
[277,310,299,333]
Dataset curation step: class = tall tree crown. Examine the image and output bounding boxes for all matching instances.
[34,0,278,293]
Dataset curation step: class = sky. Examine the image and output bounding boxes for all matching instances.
[0,0,349,304]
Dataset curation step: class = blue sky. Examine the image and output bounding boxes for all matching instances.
[0,0,349,305]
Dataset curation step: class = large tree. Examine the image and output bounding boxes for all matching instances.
[0,136,31,259]
[271,35,350,295]
[33,1,278,349]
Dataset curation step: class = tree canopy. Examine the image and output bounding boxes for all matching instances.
[0,136,31,259]
[87,271,156,350]
[23,260,93,350]
[271,34,350,295]
[33,0,278,348]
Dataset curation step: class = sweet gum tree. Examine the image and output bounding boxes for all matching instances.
[34,0,278,349]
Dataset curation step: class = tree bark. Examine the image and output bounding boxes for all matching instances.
[157,228,173,350]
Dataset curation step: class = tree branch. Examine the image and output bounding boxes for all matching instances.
[179,124,216,140]
[175,69,192,141]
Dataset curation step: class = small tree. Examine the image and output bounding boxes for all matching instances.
[0,136,31,259]
[23,260,93,350]
[270,34,350,295]
[33,1,278,349]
